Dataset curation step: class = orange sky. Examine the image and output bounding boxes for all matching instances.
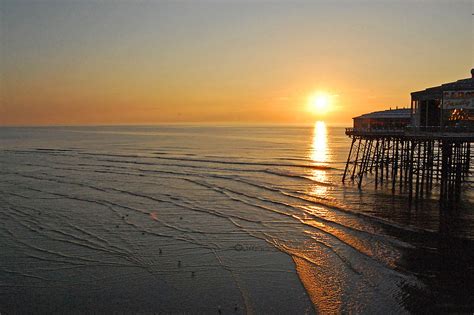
[1,0,473,126]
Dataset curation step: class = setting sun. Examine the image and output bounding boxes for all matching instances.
[308,92,331,115]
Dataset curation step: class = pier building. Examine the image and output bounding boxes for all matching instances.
[343,69,474,202]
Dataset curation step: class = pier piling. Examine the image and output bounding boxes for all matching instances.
[343,129,473,202]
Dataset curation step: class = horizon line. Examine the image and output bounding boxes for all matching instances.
[0,121,351,128]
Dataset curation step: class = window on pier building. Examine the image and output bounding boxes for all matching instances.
[418,99,441,129]
[443,90,474,128]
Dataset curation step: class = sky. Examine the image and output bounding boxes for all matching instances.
[1,0,473,126]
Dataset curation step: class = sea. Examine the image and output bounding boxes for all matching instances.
[1,124,473,314]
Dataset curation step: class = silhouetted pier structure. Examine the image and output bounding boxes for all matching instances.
[343,70,474,202]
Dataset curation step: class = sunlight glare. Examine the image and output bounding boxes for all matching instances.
[309,121,329,196]
[311,121,328,164]
[308,92,331,115]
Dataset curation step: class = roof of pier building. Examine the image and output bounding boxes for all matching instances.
[353,108,411,120]
[411,69,474,101]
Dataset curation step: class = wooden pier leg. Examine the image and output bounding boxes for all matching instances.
[404,140,411,188]
[440,141,445,200]
[436,141,441,182]
[455,142,462,201]
[440,141,453,202]
[355,139,368,185]
[467,143,471,178]
[370,139,379,174]
[351,138,362,181]
[448,142,454,201]
[374,139,380,189]
[428,140,434,191]
[385,139,390,183]
[415,140,421,200]
[342,137,356,183]
[462,142,468,180]
[408,141,415,203]
[441,140,452,201]
[462,142,470,180]
[358,139,373,188]
[380,139,385,185]
[399,140,404,193]
[424,140,429,193]
[392,139,399,194]
[420,141,426,198]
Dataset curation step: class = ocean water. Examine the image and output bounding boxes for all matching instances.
[0,124,473,313]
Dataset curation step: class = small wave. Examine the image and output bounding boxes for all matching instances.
[263,169,334,186]
[80,152,337,170]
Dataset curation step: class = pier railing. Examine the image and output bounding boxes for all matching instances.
[346,126,474,137]
[345,128,405,136]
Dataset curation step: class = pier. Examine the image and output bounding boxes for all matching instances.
[343,70,474,202]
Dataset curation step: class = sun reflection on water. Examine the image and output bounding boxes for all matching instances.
[309,121,329,196]
[311,121,328,164]
[285,122,406,313]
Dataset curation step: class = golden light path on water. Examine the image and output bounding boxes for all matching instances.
[292,121,403,313]
[309,121,329,197]
[290,121,344,313]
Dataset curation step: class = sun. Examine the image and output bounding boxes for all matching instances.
[307,92,331,114]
